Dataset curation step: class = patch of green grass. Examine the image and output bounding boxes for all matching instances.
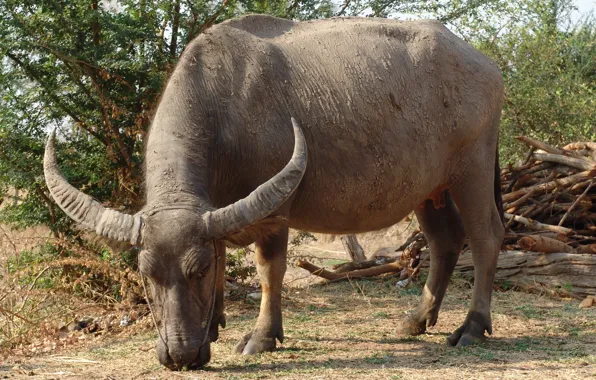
[293,313,313,322]
[307,304,331,313]
[474,348,497,361]
[363,352,393,364]
[322,259,348,266]
[497,280,515,291]
[372,311,390,319]
[398,287,421,297]
[561,283,573,292]
[445,345,497,361]
[568,327,582,336]
[516,304,541,319]
[512,338,535,351]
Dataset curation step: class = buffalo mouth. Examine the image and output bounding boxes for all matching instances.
[157,339,211,370]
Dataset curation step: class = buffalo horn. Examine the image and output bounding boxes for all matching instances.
[203,118,307,239]
[43,132,143,245]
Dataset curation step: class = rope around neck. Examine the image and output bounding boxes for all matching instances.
[140,272,168,352]
[139,242,220,362]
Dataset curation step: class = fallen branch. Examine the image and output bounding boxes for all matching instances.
[422,250,596,298]
[517,235,576,253]
[533,152,596,172]
[558,180,594,226]
[504,213,575,235]
[578,244,596,254]
[340,234,366,262]
[517,136,566,155]
[332,257,397,273]
[502,170,595,203]
[563,141,596,152]
[295,259,404,282]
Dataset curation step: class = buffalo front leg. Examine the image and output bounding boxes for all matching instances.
[397,192,465,336]
[448,154,505,346]
[234,227,288,355]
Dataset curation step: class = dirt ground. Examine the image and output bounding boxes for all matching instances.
[1,222,595,379]
[2,274,595,379]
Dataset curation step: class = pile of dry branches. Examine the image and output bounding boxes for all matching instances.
[296,232,425,284]
[502,137,596,254]
[296,136,596,298]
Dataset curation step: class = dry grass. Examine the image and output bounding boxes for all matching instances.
[3,276,595,379]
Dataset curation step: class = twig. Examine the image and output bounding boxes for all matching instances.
[505,188,537,211]
[28,267,50,292]
[301,245,349,255]
[558,181,594,226]
[502,170,595,203]
[0,305,35,325]
[533,152,595,172]
[295,259,404,282]
[0,224,18,254]
[517,135,566,155]
[504,213,575,235]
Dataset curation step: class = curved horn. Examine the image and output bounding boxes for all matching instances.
[203,118,307,239]
[43,131,143,245]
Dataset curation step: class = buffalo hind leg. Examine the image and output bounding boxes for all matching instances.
[447,158,504,346]
[234,227,288,355]
[397,192,465,336]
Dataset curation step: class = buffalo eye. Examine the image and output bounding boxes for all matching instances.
[184,250,211,280]
[138,250,162,281]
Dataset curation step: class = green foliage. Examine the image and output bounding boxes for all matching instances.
[226,248,257,282]
[6,243,60,289]
[1,0,594,309]
[451,0,595,163]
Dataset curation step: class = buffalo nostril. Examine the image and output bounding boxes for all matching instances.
[156,338,211,370]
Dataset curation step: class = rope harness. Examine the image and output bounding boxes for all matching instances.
[140,241,220,367]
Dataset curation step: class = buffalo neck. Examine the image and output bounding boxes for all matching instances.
[144,62,215,209]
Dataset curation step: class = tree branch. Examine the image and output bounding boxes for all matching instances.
[170,0,181,57]
[4,51,105,145]
[189,0,229,43]
[335,0,352,16]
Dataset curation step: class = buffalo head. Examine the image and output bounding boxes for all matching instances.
[43,119,307,369]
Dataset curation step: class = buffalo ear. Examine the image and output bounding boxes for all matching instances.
[223,216,288,247]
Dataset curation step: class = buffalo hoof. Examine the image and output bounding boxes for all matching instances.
[447,311,491,347]
[233,331,278,355]
[396,316,427,336]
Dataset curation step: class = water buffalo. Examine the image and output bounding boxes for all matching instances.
[44,15,505,370]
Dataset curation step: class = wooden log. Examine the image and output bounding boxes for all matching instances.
[549,199,592,212]
[295,259,404,282]
[502,170,595,203]
[533,152,596,172]
[517,235,576,253]
[571,179,595,192]
[340,234,367,262]
[578,244,596,254]
[504,213,576,235]
[554,165,579,177]
[544,212,596,227]
[423,250,596,298]
[563,142,596,152]
[332,256,397,273]
[558,180,594,226]
[504,188,537,211]
[517,136,566,155]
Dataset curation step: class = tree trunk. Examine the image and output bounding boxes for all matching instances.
[340,234,366,262]
[423,250,596,298]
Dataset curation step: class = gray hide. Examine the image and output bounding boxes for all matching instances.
[44,15,505,370]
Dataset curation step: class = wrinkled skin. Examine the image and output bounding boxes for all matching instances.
[139,212,224,369]
[44,15,505,369]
